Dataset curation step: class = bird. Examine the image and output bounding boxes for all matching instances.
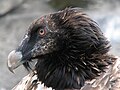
[7,8,120,90]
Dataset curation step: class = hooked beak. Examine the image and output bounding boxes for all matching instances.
[7,50,23,73]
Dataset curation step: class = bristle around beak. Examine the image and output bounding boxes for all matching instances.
[7,50,23,73]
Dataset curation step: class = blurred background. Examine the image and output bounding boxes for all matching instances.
[0,0,120,89]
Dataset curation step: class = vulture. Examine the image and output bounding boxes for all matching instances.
[7,8,120,90]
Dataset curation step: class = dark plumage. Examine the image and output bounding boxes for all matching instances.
[7,8,120,90]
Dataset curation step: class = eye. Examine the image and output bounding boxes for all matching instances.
[38,28,46,36]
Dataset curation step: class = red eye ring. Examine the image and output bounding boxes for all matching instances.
[39,28,46,36]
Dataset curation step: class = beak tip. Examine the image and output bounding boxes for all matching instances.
[7,50,23,73]
[7,66,15,73]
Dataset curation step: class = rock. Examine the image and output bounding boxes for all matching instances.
[0,0,24,17]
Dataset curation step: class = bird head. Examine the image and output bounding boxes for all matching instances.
[7,8,111,88]
[7,15,62,72]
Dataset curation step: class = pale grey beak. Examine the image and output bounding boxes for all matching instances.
[7,50,23,73]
